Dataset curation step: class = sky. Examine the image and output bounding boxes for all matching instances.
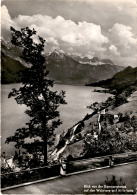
[1,0,137,67]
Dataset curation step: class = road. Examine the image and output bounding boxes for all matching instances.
[2,163,137,194]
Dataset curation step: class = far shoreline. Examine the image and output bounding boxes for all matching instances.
[1,82,110,90]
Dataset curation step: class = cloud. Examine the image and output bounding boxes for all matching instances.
[109,23,137,53]
[1,5,109,56]
[14,15,109,51]
[1,4,137,67]
[109,45,120,56]
[108,23,137,66]
[61,21,108,47]
[1,5,16,38]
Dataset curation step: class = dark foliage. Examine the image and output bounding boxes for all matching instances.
[6,27,67,165]
[89,66,137,94]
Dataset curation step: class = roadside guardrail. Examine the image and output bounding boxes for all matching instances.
[1,151,137,189]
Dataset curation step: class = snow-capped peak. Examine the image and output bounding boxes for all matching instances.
[48,48,66,60]
[48,48,65,55]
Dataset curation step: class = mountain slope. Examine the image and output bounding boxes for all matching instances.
[51,91,137,160]
[1,41,26,84]
[1,51,26,84]
[88,66,137,91]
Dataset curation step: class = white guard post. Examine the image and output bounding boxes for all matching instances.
[109,155,114,167]
[60,159,67,176]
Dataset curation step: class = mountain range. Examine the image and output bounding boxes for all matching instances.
[46,49,123,85]
[1,41,124,84]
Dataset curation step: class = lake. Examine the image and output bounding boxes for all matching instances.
[1,84,112,155]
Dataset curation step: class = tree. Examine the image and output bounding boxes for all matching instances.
[83,122,128,158]
[6,27,67,166]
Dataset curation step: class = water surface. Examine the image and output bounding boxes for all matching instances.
[1,84,111,155]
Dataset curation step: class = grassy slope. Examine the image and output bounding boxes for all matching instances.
[112,91,137,116]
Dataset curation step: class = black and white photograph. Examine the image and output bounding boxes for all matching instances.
[1,0,137,194]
